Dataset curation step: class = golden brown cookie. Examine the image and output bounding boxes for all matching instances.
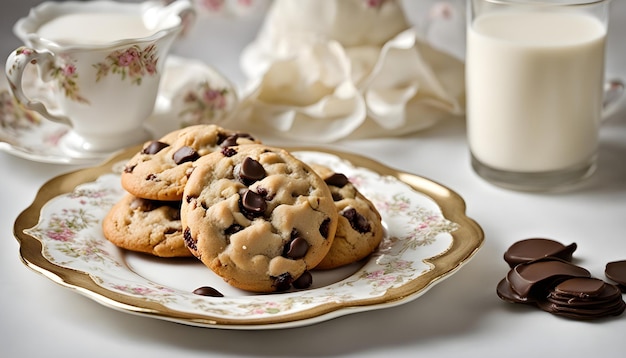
[121,125,259,201]
[102,194,191,257]
[181,144,338,292]
[309,164,384,270]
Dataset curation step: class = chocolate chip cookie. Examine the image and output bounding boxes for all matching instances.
[181,144,338,292]
[121,125,259,201]
[309,164,384,269]
[102,194,191,257]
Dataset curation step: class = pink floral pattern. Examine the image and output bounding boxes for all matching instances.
[23,152,465,325]
[179,81,230,126]
[49,59,89,104]
[94,44,159,85]
[0,89,40,134]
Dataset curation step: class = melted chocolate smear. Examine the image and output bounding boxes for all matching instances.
[605,260,626,292]
[193,286,224,297]
[141,140,170,155]
[172,146,199,164]
[324,173,349,188]
[342,207,371,233]
[503,238,577,268]
[292,271,313,289]
[239,157,266,185]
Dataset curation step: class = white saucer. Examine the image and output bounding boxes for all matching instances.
[0,56,239,165]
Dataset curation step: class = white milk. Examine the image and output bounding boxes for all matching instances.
[467,11,606,172]
[37,13,157,45]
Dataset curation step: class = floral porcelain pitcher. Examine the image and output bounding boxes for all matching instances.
[5,0,193,156]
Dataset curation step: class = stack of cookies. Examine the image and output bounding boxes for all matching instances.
[103,125,384,293]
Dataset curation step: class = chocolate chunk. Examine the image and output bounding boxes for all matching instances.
[319,218,331,238]
[273,273,293,291]
[239,190,267,217]
[503,238,577,268]
[183,227,197,251]
[341,207,371,233]
[239,157,266,185]
[123,164,136,173]
[141,140,169,154]
[172,146,199,164]
[605,260,626,292]
[221,147,237,157]
[324,173,349,188]
[506,258,590,298]
[292,271,313,289]
[285,237,309,259]
[225,224,244,235]
[193,286,224,297]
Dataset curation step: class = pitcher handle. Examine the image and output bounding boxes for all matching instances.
[5,47,72,127]
[602,78,624,120]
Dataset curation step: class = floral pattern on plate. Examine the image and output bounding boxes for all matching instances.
[16,148,483,329]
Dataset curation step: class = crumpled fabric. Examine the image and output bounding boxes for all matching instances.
[234,0,465,142]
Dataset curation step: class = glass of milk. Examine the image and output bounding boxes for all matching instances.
[5,0,193,157]
[466,0,615,191]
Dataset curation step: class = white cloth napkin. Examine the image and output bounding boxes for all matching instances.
[233,0,465,142]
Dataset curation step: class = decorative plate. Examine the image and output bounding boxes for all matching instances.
[0,56,238,164]
[13,146,483,329]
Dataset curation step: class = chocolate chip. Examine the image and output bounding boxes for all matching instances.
[503,238,577,268]
[183,227,197,251]
[172,146,199,164]
[146,173,158,181]
[256,187,273,201]
[285,237,309,259]
[239,157,266,185]
[273,273,293,291]
[193,286,224,297]
[331,192,343,201]
[239,190,266,218]
[164,227,179,235]
[324,173,349,188]
[292,271,313,289]
[123,164,136,173]
[225,224,244,235]
[319,218,331,239]
[341,207,371,233]
[605,260,626,292]
[221,147,237,157]
[141,140,169,155]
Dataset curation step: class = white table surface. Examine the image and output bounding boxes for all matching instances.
[2,1,625,357]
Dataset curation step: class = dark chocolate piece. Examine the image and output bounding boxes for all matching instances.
[183,227,197,251]
[537,278,625,320]
[273,273,293,291]
[285,237,309,259]
[506,258,590,298]
[324,173,349,188]
[239,157,266,184]
[605,260,626,292]
[341,207,371,233]
[172,146,199,164]
[193,286,224,297]
[496,278,536,304]
[141,140,169,155]
[503,238,577,268]
[292,271,313,289]
[240,190,267,217]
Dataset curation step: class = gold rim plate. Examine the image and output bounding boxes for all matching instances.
[13,146,484,329]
